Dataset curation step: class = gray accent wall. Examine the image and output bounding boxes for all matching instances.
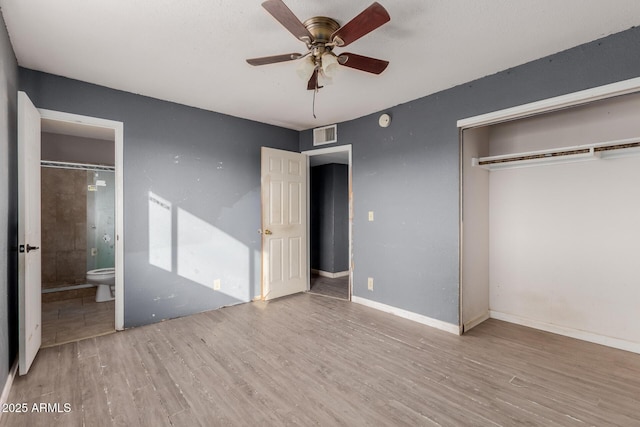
[19,69,299,327]
[300,26,640,325]
[310,163,349,273]
[0,15,18,385]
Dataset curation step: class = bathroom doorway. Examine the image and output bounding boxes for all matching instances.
[37,113,122,346]
[40,163,115,345]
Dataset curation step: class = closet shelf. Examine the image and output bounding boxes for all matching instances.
[472,137,640,170]
[41,160,115,172]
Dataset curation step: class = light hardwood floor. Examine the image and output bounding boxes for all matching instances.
[309,273,349,300]
[2,292,639,426]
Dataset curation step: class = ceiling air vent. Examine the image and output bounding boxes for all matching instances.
[313,124,337,146]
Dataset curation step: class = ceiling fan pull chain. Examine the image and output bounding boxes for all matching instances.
[312,86,317,119]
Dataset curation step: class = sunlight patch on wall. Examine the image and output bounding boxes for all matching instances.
[148,191,172,272]
[177,208,248,300]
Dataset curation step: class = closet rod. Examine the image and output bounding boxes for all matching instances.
[478,139,640,166]
[593,141,640,153]
[478,148,591,165]
[41,160,115,172]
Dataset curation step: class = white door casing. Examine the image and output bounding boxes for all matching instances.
[18,91,42,375]
[38,109,125,331]
[302,145,353,300]
[261,147,308,300]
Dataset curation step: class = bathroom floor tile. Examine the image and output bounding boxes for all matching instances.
[41,325,57,347]
[42,290,115,347]
[44,297,84,311]
[84,311,115,327]
[58,306,88,318]
[41,308,60,321]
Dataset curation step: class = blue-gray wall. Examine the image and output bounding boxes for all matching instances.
[310,163,349,273]
[300,26,640,325]
[0,14,18,388]
[19,69,299,327]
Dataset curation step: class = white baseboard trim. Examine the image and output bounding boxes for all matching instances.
[463,311,490,333]
[352,296,460,335]
[0,359,18,422]
[490,310,640,355]
[311,269,350,279]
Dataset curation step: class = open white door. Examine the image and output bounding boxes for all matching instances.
[18,91,42,375]
[261,147,307,300]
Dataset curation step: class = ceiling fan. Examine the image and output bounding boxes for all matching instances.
[246,1,391,91]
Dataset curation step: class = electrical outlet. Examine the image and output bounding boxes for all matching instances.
[367,277,374,291]
[368,211,374,221]
[213,279,221,290]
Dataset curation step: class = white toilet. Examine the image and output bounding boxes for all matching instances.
[87,268,116,302]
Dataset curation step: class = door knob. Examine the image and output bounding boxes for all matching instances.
[264,229,273,235]
[26,244,40,252]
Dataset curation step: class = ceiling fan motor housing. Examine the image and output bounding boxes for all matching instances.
[301,16,341,72]
[302,17,340,44]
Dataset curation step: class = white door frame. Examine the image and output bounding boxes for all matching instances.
[39,109,125,330]
[302,144,353,300]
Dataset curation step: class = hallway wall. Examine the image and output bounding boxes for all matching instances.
[310,163,349,274]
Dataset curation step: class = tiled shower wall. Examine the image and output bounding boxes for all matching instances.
[41,167,87,289]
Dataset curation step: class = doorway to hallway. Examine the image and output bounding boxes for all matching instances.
[304,145,352,301]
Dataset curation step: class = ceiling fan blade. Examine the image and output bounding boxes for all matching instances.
[307,69,319,90]
[246,53,303,66]
[331,2,390,47]
[262,0,313,42]
[337,53,389,74]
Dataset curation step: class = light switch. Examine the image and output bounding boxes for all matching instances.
[368,211,374,221]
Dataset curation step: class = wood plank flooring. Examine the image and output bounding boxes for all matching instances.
[309,273,349,300]
[2,292,639,426]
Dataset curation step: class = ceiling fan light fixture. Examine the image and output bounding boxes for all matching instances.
[296,56,316,81]
[248,0,391,92]
[321,52,339,78]
[319,71,333,86]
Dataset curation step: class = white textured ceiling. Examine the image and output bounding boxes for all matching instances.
[2,1,639,131]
